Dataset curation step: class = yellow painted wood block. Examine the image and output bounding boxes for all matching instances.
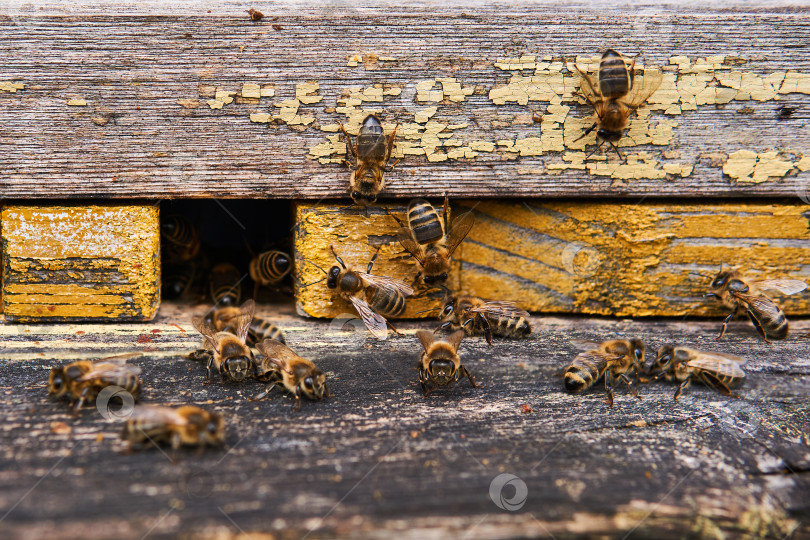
[293,202,457,319]
[456,200,810,316]
[1,204,160,321]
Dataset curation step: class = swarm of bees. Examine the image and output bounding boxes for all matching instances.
[41,49,808,455]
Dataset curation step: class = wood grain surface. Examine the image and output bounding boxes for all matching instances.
[0,203,161,321]
[294,199,810,320]
[0,301,807,539]
[1,2,809,199]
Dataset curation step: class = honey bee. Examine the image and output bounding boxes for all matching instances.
[121,405,225,451]
[191,299,255,383]
[647,345,747,400]
[209,263,242,307]
[48,354,142,414]
[163,263,197,300]
[396,197,475,286]
[416,330,480,396]
[705,267,807,342]
[246,8,264,21]
[575,49,663,160]
[563,339,645,407]
[249,250,292,297]
[251,339,329,410]
[161,215,200,263]
[211,308,286,346]
[339,114,398,205]
[326,246,414,339]
[438,296,531,345]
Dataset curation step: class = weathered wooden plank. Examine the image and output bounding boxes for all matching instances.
[0,303,807,539]
[1,3,809,198]
[293,201,454,319]
[1,204,161,321]
[294,199,810,319]
[456,200,810,317]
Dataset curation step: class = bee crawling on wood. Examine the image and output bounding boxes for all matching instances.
[705,266,808,342]
[48,353,142,415]
[394,196,475,287]
[563,339,645,407]
[338,114,399,205]
[416,330,480,396]
[121,404,225,452]
[325,245,414,340]
[191,299,255,383]
[251,339,329,410]
[646,345,746,400]
[574,49,663,161]
[437,295,531,346]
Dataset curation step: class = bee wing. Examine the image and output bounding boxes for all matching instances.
[622,69,663,109]
[348,295,389,340]
[128,405,189,426]
[357,272,414,298]
[396,227,426,264]
[255,338,300,369]
[469,301,529,318]
[574,350,625,365]
[444,211,475,256]
[233,299,256,342]
[754,279,808,296]
[570,339,601,351]
[686,353,747,378]
[731,292,782,321]
[575,66,602,105]
[93,352,141,364]
[192,316,220,349]
[78,362,142,382]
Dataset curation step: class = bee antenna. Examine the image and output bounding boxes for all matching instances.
[299,276,327,290]
[607,141,625,163]
[585,140,604,160]
[414,308,439,315]
[330,245,347,269]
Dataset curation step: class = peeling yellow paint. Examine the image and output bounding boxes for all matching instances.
[296,82,322,104]
[723,150,796,183]
[207,99,224,109]
[250,113,273,123]
[67,99,87,106]
[241,83,261,98]
[346,54,362,67]
[1,204,160,321]
[797,156,810,172]
[0,81,24,93]
[177,98,201,109]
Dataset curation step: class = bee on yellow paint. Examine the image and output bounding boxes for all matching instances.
[339,114,398,205]
[647,345,746,400]
[575,49,663,160]
[326,246,413,339]
[395,196,475,286]
[705,267,807,342]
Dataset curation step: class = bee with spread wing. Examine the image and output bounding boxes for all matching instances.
[326,246,414,339]
[647,345,747,400]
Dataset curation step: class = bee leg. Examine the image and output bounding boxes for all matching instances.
[585,140,605,160]
[460,365,481,388]
[442,192,449,232]
[386,319,404,336]
[745,309,771,343]
[604,373,615,408]
[250,384,275,401]
[718,313,734,340]
[478,316,493,347]
[673,378,691,401]
[203,355,215,385]
[338,121,357,163]
[434,321,453,335]
[293,388,302,411]
[410,271,423,288]
[72,387,91,416]
[573,122,597,143]
[618,373,642,400]
[384,125,398,167]
[607,141,625,163]
[699,372,736,398]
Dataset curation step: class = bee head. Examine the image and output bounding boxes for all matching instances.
[48,367,68,397]
[203,412,225,445]
[650,345,675,376]
[428,358,456,385]
[630,339,646,366]
[351,189,377,206]
[596,128,622,143]
[423,272,448,285]
[300,370,327,401]
[326,266,341,289]
[224,355,251,382]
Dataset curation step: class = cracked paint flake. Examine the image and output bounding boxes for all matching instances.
[724,150,795,184]
[67,99,87,106]
[0,81,24,93]
[296,82,322,104]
